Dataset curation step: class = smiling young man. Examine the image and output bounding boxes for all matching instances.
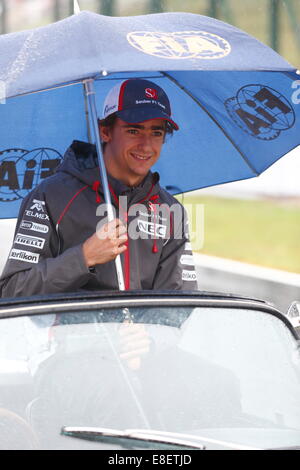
[0,79,198,297]
[102,119,165,186]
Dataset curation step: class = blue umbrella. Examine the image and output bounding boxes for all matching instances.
[0,11,299,219]
[0,10,299,217]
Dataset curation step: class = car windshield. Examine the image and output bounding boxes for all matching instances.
[0,304,300,450]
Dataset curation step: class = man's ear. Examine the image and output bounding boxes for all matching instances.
[98,123,112,143]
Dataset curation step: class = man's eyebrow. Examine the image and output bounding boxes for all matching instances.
[122,123,165,130]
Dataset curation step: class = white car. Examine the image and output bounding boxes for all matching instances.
[0,290,300,450]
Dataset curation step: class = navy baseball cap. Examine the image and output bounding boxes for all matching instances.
[102,79,179,130]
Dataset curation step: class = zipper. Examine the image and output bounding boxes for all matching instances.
[108,180,158,291]
[108,183,130,290]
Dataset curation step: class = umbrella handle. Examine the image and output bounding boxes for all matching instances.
[84,79,125,291]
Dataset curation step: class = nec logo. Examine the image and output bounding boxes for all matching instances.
[145,88,158,100]
[137,219,166,238]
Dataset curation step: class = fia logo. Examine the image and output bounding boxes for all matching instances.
[0,148,62,202]
[225,84,295,140]
[127,31,231,59]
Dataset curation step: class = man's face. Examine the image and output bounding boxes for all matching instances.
[100,117,166,187]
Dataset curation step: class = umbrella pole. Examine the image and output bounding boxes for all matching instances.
[84,79,125,291]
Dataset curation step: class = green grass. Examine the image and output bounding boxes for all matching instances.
[181,195,300,273]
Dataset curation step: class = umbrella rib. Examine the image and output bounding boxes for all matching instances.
[161,72,259,176]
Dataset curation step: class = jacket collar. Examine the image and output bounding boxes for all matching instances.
[60,140,161,204]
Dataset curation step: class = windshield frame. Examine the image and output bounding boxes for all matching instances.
[0,291,297,339]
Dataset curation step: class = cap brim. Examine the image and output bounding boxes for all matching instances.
[116,106,179,131]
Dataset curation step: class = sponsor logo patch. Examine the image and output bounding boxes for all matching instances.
[20,220,49,233]
[9,248,40,264]
[137,219,167,238]
[182,270,197,281]
[15,233,45,249]
[30,199,45,212]
[135,210,167,222]
[180,254,195,266]
[104,104,117,116]
[25,210,49,221]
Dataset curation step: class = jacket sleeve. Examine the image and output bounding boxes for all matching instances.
[0,189,91,298]
[152,206,198,291]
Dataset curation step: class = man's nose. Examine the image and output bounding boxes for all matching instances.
[137,134,152,151]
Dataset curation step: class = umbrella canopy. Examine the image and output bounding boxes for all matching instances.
[0,10,299,218]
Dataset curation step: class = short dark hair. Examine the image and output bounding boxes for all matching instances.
[98,112,174,149]
[98,112,118,130]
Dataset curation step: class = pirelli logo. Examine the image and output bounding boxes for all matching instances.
[9,249,40,264]
[14,233,45,249]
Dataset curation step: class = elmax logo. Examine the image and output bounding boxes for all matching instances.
[25,210,49,221]
[9,248,40,264]
[137,219,167,238]
[225,84,295,140]
[15,233,45,249]
[20,220,49,233]
[145,88,158,99]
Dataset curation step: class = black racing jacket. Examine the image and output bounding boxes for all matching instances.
[0,141,198,298]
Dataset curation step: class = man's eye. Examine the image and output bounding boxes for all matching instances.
[153,131,164,137]
[127,129,138,134]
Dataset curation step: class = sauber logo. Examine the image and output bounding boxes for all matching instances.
[15,233,45,250]
[9,248,40,264]
[145,88,158,99]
